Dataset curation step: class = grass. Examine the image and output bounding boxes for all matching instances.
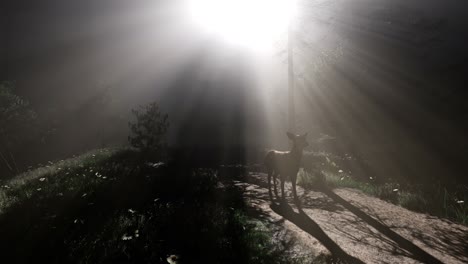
[0,148,317,264]
[298,151,468,225]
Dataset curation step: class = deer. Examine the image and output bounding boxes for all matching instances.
[264,132,309,203]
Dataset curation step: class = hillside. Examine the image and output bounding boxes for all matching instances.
[1,149,467,263]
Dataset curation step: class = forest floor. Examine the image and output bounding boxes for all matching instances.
[239,172,468,264]
[1,149,467,263]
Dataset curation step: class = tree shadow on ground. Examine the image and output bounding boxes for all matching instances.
[241,174,363,263]
[413,226,468,262]
[322,188,445,264]
[244,173,461,264]
[326,211,415,260]
[270,202,365,264]
[326,197,468,263]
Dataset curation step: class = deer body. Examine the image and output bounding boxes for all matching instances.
[264,132,308,202]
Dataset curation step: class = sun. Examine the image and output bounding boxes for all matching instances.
[189,0,296,51]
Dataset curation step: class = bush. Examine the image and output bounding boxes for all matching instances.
[128,102,169,155]
[0,81,39,175]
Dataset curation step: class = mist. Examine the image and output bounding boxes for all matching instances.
[4,0,467,182]
[2,0,468,262]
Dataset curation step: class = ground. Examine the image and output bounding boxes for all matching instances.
[239,172,468,264]
[1,151,467,263]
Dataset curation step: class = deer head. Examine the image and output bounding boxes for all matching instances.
[287,132,309,150]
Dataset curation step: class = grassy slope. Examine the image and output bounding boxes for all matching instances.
[0,149,309,264]
[8,147,463,263]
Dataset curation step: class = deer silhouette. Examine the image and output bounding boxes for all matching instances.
[265,132,309,203]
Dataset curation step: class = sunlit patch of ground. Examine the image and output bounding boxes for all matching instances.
[241,173,468,264]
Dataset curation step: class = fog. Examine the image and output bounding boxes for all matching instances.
[2,0,468,183]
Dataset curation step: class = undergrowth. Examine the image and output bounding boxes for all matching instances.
[0,148,308,263]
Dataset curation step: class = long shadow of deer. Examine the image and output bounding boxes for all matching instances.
[248,168,446,263]
[263,132,445,263]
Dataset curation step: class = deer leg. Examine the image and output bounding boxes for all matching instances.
[273,173,279,198]
[280,178,286,200]
[267,170,273,200]
[292,176,299,203]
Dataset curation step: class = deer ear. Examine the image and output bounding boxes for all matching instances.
[287,132,295,140]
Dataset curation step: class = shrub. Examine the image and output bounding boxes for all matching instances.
[128,102,169,155]
[0,81,39,175]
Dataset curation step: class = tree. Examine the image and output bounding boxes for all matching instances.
[0,81,38,175]
[128,102,169,155]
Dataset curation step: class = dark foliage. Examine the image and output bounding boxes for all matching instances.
[0,81,39,175]
[0,149,287,264]
[128,102,169,155]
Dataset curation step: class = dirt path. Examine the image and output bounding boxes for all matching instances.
[237,173,468,264]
